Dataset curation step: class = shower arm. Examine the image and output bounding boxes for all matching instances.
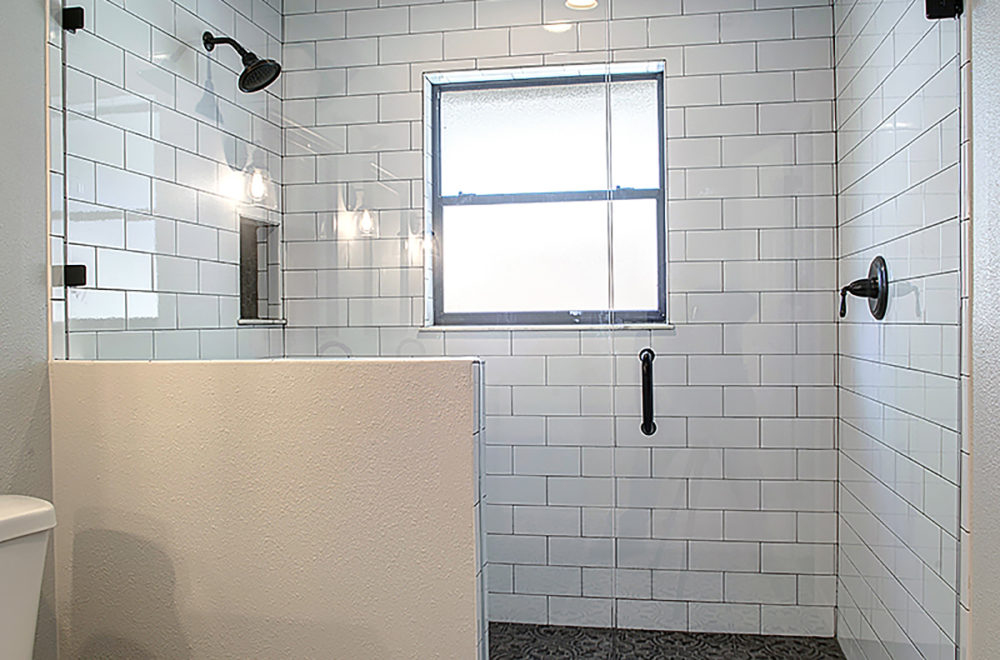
[203,32,252,63]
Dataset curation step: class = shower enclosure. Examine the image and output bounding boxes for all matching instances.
[47,0,966,657]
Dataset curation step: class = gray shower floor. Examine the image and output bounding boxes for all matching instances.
[489,622,846,659]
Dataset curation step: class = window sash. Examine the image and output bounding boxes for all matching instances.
[430,70,667,327]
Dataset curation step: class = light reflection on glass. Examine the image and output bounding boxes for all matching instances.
[249,169,268,201]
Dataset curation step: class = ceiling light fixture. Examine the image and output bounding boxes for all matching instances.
[565,0,598,9]
[544,22,574,33]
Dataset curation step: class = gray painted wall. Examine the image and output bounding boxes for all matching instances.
[971,0,1000,656]
[0,0,56,657]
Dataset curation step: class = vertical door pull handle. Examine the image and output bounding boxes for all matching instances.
[639,348,656,436]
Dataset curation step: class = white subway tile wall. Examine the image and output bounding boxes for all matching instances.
[280,0,837,636]
[55,0,284,359]
[834,1,962,659]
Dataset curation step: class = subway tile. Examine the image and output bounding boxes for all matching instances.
[69,30,124,86]
[96,248,152,290]
[512,386,580,415]
[380,32,441,64]
[761,481,835,512]
[618,539,686,570]
[761,604,833,636]
[758,38,831,71]
[478,0,541,28]
[514,565,581,597]
[725,573,796,605]
[410,2,475,33]
[316,38,378,68]
[649,14,720,47]
[549,537,614,567]
[513,506,580,536]
[689,602,760,634]
[96,330,153,359]
[686,105,757,137]
[724,386,796,417]
[720,9,792,42]
[617,599,687,629]
[488,533,547,564]
[652,448,723,478]
[348,7,408,38]
[617,478,686,508]
[489,593,547,624]
[652,569,722,601]
[725,510,796,542]
[724,448,796,479]
[687,417,759,448]
[760,542,834,574]
[689,479,760,510]
[685,43,757,75]
[66,113,124,167]
[549,477,613,506]
[722,72,795,104]
[285,11,345,42]
[653,510,723,541]
[548,596,613,627]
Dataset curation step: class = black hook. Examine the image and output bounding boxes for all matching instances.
[840,256,888,320]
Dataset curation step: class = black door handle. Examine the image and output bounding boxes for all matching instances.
[639,348,656,436]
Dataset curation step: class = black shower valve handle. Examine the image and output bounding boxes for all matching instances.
[839,277,879,318]
[840,256,890,321]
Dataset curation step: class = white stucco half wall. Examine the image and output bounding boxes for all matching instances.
[50,359,479,659]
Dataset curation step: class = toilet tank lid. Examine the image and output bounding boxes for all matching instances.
[0,496,55,543]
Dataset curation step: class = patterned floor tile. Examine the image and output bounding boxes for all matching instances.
[489,623,846,659]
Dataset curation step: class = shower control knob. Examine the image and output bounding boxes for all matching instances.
[839,256,888,320]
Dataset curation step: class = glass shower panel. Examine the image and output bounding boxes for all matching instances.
[835,8,964,660]
[58,8,284,361]
[444,2,621,652]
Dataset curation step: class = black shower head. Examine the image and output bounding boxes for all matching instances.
[238,55,281,93]
[202,31,281,93]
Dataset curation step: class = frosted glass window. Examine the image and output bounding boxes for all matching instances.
[443,200,659,314]
[429,66,666,326]
[440,80,660,195]
[610,80,660,191]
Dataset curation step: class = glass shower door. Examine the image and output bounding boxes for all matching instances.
[603,62,672,651]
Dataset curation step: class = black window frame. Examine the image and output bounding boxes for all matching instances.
[429,70,668,327]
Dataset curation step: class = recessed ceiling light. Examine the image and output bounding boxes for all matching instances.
[565,0,598,9]
[544,22,574,33]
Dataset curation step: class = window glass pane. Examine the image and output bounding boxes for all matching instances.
[611,80,660,190]
[442,201,611,313]
[440,83,609,196]
[611,199,660,310]
[441,200,660,315]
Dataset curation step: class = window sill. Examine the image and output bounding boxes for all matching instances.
[421,323,674,332]
[237,318,287,326]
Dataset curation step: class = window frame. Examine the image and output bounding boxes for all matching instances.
[426,65,668,328]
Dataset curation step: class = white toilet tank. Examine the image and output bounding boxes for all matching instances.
[0,496,56,660]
